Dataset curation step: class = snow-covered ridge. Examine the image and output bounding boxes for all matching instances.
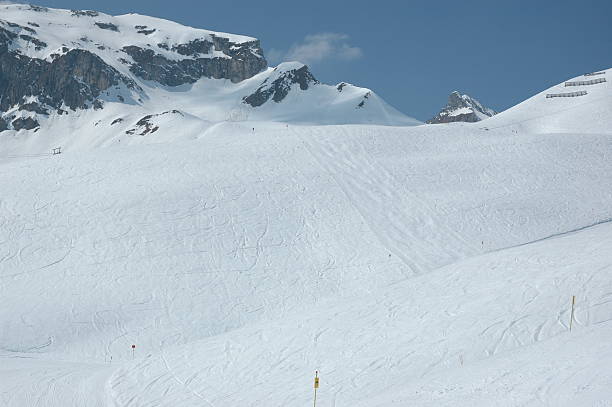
[0,3,261,62]
[481,68,612,134]
[0,2,419,146]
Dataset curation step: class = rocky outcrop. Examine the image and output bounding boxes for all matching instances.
[172,39,213,56]
[122,36,266,86]
[28,5,48,12]
[135,26,156,35]
[125,110,183,136]
[18,34,46,50]
[427,91,496,124]
[71,10,98,17]
[356,92,371,109]
[19,102,49,115]
[243,63,318,107]
[94,22,119,32]
[12,117,39,130]
[0,25,135,114]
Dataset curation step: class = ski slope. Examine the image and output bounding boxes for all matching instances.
[481,68,611,134]
[109,220,612,407]
[1,104,612,405]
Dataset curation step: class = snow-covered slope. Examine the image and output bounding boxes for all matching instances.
[427,91,496,123]
[1,118,611,405]
[242,62,418,125]
[0,3,418,154]
[481,68,611,134]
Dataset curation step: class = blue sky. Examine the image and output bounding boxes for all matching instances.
[37,0,612,120]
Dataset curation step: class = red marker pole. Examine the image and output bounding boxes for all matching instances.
[132,344,136,359]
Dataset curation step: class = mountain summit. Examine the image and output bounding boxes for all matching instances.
[427,91,496,124]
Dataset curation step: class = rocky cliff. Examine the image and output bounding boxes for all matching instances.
[0,4,267,132]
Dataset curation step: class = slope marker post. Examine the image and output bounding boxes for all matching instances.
[569,296,576,332]
[313,370,319,407]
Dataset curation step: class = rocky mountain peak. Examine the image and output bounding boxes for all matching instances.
[427,91,496,124]
[243,62,319,107]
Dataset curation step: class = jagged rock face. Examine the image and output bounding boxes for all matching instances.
[94,22,119,32]
[427,91,496,124]
[122,36,266,86]
[71,10,98,17]
[125,110,183,136]
[12,117,39,130]
[0,25,135,116]
[243,64,318,107]
[356,91,371,109]
[0,5,267,133]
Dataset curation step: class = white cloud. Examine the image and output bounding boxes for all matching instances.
[269,33,363,66]
[266,48,285,65]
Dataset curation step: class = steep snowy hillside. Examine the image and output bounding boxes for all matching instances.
[0,3,418,153]
[427,91,496,123]
[481,68,611,134]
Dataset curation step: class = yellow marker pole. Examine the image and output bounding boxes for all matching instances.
[313,371,319,407]
[569,295,576,332]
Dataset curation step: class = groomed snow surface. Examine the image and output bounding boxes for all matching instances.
[1,65,612,405]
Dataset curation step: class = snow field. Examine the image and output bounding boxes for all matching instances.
[1,119,611,405]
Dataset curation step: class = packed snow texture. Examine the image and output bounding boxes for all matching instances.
[1,93,612,405]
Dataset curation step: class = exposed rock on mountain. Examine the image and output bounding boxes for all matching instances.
[427,91,496,124]
[0,3,418,138]
[122,39,266,86]
[71,10,98,17]
[94,22,119,32]
[11,116,39,130]
[125,110,184,136]
[243,63,318,107]
[356,91,371,109]
[0,37,136,113]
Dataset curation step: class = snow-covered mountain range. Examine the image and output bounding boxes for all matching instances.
[427,91,496,123]
[0,3,418,151]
